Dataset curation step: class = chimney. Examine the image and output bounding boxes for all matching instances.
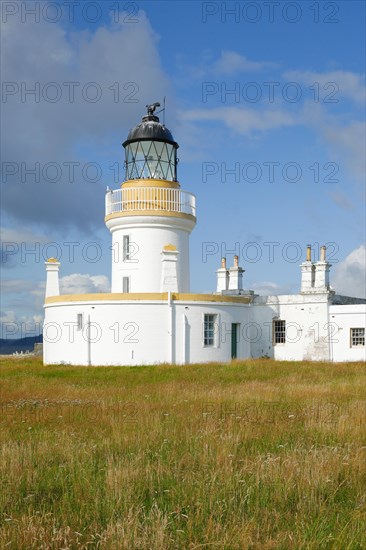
[314,245,331,291]
[45,258,60,298]
[160,244,179,292]
[228,256,244,291]
[216,257,229,293]
[300,245,315,293]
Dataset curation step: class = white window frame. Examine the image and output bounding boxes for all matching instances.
[122,276,130,293]
[203,313,219,347]
[123,235,130,261]
[350,328,365,347]
[77,313,83,331]
[273,319,286,345]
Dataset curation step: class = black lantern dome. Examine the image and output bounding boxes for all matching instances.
[123,103,179,182]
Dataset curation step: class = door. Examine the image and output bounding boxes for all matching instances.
[231,323,239,359]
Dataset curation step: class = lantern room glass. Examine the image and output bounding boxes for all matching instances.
[125,141,177,181]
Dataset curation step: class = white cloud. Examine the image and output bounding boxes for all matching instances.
[0,227,51,268]
[0,309,43,339]
[284,70,365,104]
[0,227,48,244]
[182,106,295,136]
[251,281,296,296]
[212,51,277,75]
[333,244,366,298]
[321,120,365,183]
[60,273,110,294]
[1,280,36,293]
[1,274,110,338]
[299,102,365,183]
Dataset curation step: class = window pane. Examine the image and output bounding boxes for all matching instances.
[273,320,286,344]
[123,235,130,261]
[77,313,83,331]
[204,314,216,346]
[123,277,130,293]
[351,328,365,346]
[125,141,176,181]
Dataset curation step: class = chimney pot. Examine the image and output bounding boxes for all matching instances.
[221,257,226,269]
[306,245,312,262]
[320,245,326,262]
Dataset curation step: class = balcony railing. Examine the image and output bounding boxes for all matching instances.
[105,187,196,217]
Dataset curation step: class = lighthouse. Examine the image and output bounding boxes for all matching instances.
[105,103,196,293]
[43,105,366,366]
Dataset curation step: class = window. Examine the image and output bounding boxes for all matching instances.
[204,314,217,346]
[123,277,130,293]
[273,320,286,344]
[350,328,365,347]
[125,141,177,181]
[123,235,130,261]
[77,313,83,331]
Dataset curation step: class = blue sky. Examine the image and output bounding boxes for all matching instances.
[1,0,365,338]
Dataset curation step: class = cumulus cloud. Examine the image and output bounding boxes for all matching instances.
[176,50,277,81]
[60,273,110,294]
[1,273,111,338]
[1,9,170,230]
[212,51,277,75]
[333,244,366,298]
[0,309,43,339]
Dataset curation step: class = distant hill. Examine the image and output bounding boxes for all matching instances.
[0,335,43,355]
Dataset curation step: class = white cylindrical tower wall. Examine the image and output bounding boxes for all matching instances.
[107,215,194,293]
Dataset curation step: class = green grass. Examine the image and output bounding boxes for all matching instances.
[0,357,365,549]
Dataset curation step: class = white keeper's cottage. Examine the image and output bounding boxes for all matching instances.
[43,105,366,365]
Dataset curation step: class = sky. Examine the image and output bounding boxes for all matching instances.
[1,0,365,339]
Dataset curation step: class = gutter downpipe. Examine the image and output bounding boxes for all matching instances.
[168,291,174,364]
[87,313,91,366]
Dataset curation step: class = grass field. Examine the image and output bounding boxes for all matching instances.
[0,357,365,549]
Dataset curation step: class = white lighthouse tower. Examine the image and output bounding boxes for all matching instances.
[105,103,196,293]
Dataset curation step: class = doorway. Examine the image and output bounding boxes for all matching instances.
[231,323,239,359]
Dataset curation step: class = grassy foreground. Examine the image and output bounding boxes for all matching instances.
[0,357,365,549]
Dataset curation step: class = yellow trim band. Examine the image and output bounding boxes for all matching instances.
[105,211,196,222]
[122,179,180,189]
[45,292,251,304]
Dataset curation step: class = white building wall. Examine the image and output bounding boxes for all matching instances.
[43,301,171,366]
[43,297,366,365]
[251,294,331,361]
[328,305,366,362]
[174,302,251,364]
[43,299,251,366]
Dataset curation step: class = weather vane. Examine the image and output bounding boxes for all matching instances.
[146,102,160,116]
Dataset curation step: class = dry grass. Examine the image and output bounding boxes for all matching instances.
[0,356,365,549]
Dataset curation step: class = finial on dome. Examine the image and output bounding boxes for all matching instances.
[146,102,160,116]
